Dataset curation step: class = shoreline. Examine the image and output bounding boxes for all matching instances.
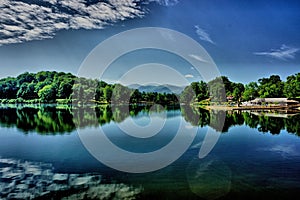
[1,102,300,113]
[202,104,300,111]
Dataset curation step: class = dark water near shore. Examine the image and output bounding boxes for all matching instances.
[0,105,300,199]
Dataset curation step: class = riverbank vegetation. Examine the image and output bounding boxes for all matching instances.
[182,73,300,105]
[0,71,299,105]
[0,71,178,105]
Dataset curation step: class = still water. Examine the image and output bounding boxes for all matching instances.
[0,105,300,199]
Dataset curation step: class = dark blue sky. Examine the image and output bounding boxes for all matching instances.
[0,0,299,84]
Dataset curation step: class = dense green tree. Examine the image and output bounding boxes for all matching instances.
[207,77,226,102]
[284,73,300,98]
[243,82,259,101]
[231,83,245,105]
[58,82,73,99]
[258,75,284,98]
[0,77,18,99]
[103,85,113,103]
[95,81,108,102]
[221,76,233,95]
[197,81,209,101]
[38,84,57,102]
[180,85,196,104]
[190,81,209,102]
[130,89,142,104]
[1,70,299,106]
[111,84,132,103]
[17,82,38,99]
[16,72,36,86]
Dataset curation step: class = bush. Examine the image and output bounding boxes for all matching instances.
[56,99,72,104]
[8,99,17,104]
[17,98,24,103]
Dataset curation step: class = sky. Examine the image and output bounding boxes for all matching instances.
[0,0,299,85]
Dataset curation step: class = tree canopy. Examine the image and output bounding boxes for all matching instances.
[0,71,179,105]
[0,71,299,105]
[182,73,299,104]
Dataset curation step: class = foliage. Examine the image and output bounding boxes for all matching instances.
[0,71,180,105]
[258,75,284,98]
[243,82,259,101]
[180,85,196,104]
[284,73,300,98]
[183,73,299,105]
[207,77,226,102]
[38,85,57,103]
[0,71,299,105]
[0,105,300,136]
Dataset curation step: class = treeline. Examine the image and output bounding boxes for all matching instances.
[0,71,178,104]
[0,71,299,104]
[181,73,300,104]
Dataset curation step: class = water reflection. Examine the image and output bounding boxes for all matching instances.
[186,156,232,200]
[0,158,142,200]
[0,106,300,199]
[0,105,299,136]
[182,106,300,136]
[0,107,74,134]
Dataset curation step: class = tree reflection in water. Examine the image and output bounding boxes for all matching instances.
[0,105,299,136]
[182,106,300,136]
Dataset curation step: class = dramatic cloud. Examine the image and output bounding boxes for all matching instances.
[0,0,176,46]
[194,25,215,45]
[254,45,299,60]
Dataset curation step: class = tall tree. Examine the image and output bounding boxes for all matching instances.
[17,82,38,100]
[243,82,259,101]
[207,77,226,102]
[231,82,245,103]
[180,85,196,104]
[103,85,113,103]
[284,73,300,98]
[38,84,57,102]
[258,75,284,98]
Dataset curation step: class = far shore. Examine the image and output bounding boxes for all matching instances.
[1,102,300,113]
[201,104,300,111]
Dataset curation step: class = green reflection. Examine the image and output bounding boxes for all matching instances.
[0,105,299,136]
[0,105,172,134]
[181,106,300,136]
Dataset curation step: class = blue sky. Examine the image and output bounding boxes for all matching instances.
[0,0,299,84]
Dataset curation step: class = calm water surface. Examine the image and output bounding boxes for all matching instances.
[0,105,300,199]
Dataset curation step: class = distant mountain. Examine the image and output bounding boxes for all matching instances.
[127,84,186,94]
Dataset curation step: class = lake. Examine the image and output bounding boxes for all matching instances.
[0,105,300,199]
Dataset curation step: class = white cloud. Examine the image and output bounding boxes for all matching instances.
[189,54,208,63]
[185,74,194,78]
[254,45,299,60]
[0,0,174,46]
[194,25,215,45]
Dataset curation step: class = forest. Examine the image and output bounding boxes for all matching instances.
[0,71,299,104]
[0,71,178,105]
[181,73,300,104]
